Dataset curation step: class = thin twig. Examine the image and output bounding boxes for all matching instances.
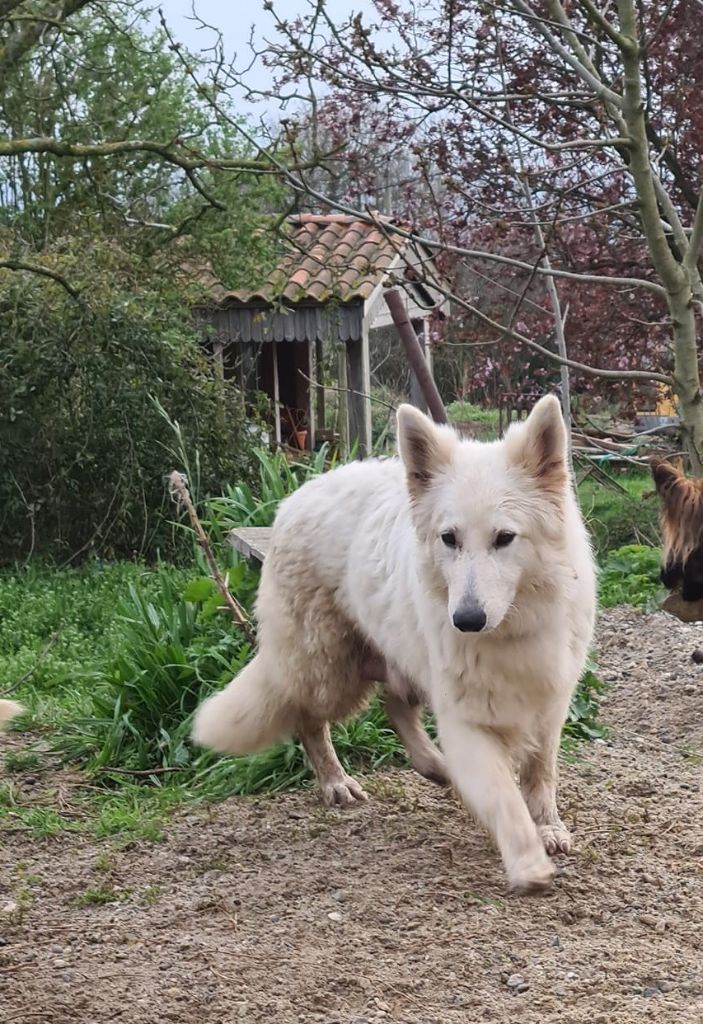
[167,471,255,644]
[296,369,398,411]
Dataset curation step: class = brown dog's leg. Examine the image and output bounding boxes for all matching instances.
[299,720,368,807]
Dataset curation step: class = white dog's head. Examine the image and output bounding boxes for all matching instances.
[397,395,569,635]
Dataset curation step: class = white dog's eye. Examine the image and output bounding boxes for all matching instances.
[495,531,516,548]
[441,531,457,548]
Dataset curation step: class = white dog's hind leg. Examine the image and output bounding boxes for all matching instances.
[520,722,571,856]
[299,720,368,808]
[436,710,555,893]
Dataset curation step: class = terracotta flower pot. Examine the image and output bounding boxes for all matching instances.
[294,429,308,451]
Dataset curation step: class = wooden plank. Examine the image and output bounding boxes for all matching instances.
[315,337,325,428]
[346,336,372,458]
[272,341,282,446]
[228,526,273,564]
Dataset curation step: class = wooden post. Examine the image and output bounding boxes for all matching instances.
[315,337,325,430]
[384,288,447,424]
[337,344,349,457]
[240,341,257,402]
[410,319,429,414]
[272,340,282,446]
[346,337,372,458]
[308,339,316,450]
[213,339,225,380]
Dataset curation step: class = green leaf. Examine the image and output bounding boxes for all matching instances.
[182,578,218,603]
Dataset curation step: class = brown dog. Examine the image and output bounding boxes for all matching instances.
[651,456,703,601]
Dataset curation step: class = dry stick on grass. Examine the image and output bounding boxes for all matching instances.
[167,471,256,646]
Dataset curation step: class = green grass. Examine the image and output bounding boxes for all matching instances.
[76,885,123,905]
[0,560,191,728]
[578,469,659,557]
[446,400,500,426]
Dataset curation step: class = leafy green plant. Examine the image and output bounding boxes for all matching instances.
[59,566,253,777]
[207,445,333,529]
[4,751,41,774]
[0,561,190,707]
[599,544,663,608]
[563,658,608,749]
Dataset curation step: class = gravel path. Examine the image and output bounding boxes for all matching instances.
[2,606,703,1023]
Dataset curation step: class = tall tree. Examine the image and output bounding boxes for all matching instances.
[216,0,703,469]
[0,1,318,292]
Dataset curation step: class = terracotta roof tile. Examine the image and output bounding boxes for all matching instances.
[215,213,419,307]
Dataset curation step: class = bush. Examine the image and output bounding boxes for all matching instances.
[599,544,663,609]
[0,242,257,564]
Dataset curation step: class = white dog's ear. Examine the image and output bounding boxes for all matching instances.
[397,404,453,495]
[506,395,567,496]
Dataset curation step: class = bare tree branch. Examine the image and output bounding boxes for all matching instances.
[0,258,81,299]
[0,135,283,173]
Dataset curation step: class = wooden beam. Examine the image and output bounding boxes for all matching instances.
[315,337,325,428]
[410,319,429,414]
[384,289,447,424]
[308,339,316,450]
[346,337,372,458]
[212,339,225,379]
[272,340,282,446]
[337,344,349,457]
[228,527,272,565]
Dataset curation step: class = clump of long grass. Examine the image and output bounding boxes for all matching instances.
[58,567,253,778]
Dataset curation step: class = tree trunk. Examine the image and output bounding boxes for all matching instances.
[671,310,703,476]
[618,0,703,475]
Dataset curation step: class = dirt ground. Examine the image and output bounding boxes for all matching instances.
[2,605,703,1024]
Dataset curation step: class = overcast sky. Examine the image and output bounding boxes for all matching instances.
[152,0,379,117]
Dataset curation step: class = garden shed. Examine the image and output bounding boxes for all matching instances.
[198,213,449,456]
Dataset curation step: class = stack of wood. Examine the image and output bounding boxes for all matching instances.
[571,421,679,467]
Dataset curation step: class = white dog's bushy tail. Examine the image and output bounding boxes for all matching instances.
[192,655,294,755]
[0,700,23,730]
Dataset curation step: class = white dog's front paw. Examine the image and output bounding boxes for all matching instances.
[539,821,572,856]
[320,774,368,807]
[507,847,556,894]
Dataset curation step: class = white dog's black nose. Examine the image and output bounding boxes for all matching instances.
[452,607,487,632]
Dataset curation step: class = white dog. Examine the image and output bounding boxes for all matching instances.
[0,700,23,730]
[194,396,596,892]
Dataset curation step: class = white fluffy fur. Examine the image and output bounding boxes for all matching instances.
[0,699,23,729]
[193,396,597,892]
